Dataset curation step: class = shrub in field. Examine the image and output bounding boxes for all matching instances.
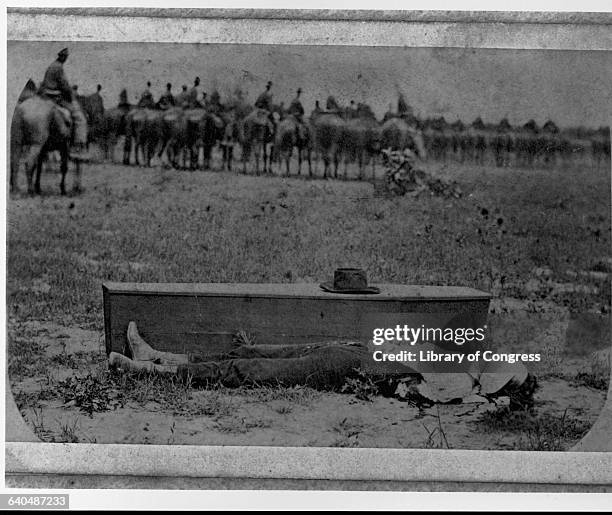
[341,369,380,401]
[57,373,124,416]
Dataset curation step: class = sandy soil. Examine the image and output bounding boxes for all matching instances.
[9,316,608,450]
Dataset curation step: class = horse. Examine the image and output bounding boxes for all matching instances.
[240,109,275,175]
[124,108,163,167]
[10,84,87,195]
[380,117,427,161]
[311,111,345,179]
[273,115,299,176]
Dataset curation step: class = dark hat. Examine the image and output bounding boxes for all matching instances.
[267,81,273,87]
[297,88,302,94]
[320,268,380,294]
[58,48,69,57]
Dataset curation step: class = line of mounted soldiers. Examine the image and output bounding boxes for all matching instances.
[87,77,609,176]
[30,48,609,177]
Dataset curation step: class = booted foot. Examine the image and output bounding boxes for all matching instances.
[109,352,178,375]
[109,352,155,373]
[126,321,158,361]
[126,321,190,365]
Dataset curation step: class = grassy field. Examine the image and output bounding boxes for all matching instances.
[7,153,611,449]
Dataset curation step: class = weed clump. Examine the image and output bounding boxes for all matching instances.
[56,373,124,416]
[341,369,380,401]
[476,407,591,451]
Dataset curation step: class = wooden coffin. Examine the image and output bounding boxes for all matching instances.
[103,282,491,356]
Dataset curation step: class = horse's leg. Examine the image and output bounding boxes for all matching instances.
[371,153,376,180]
[307,149,312,177]
[146,141,153,167]
[323,152,329,179]
[134,139,141,166]
[35,148,45,195]
[195,145,202,170]
[59,144,69,195]
[21,145,42,195]
[263,143,268,175]
[222,145,228,171]
[203,145,211,171]
[297,147,302,176]
[227,146,233,172]
[73,159,82,194]
[9,144,21,193]
[242,146,249,175]
[123,136,131,166]
[333,148,339,179]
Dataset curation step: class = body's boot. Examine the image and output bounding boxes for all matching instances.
[126,321,189,365]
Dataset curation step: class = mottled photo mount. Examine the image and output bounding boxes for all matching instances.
[5,8,612,490]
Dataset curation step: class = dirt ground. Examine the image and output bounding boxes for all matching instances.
[7,152,611,450]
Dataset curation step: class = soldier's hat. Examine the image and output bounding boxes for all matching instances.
[58,48,69,58]
[267,81,273,87]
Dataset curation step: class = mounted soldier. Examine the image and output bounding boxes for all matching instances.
[157,83,175,110]
[188,77,204,108]
[398,93,410,116]
[92,84,104,111]
[175,85,189,109]
[288,88,305,122]
[254,81,273,111]
[207,90,222,115]
[118,88,131,111]
[347,100,358,119]
[38,47,88,159]
[326,95,342,113]
[138,81,155,109]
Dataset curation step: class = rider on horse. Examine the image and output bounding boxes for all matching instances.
[288,88,305,123]
[39,48,88,159]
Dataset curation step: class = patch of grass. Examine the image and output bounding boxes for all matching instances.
[573,350,610,391]
[56,416,81,443]
[215,416,273,434]
[273,404,293,415]
[233,330,257,346]
[8,162,610,335]
[7,330,49,379]
[233,384,321,406]
[50,353,81,369]
[330,416,364,447]
[422,407,451,449]
[56,372,124,416]
[27,406,55,442]
[167,421,177,445]
[476,407,591,451]
[341,368,380,402]
[12,390,43,410]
